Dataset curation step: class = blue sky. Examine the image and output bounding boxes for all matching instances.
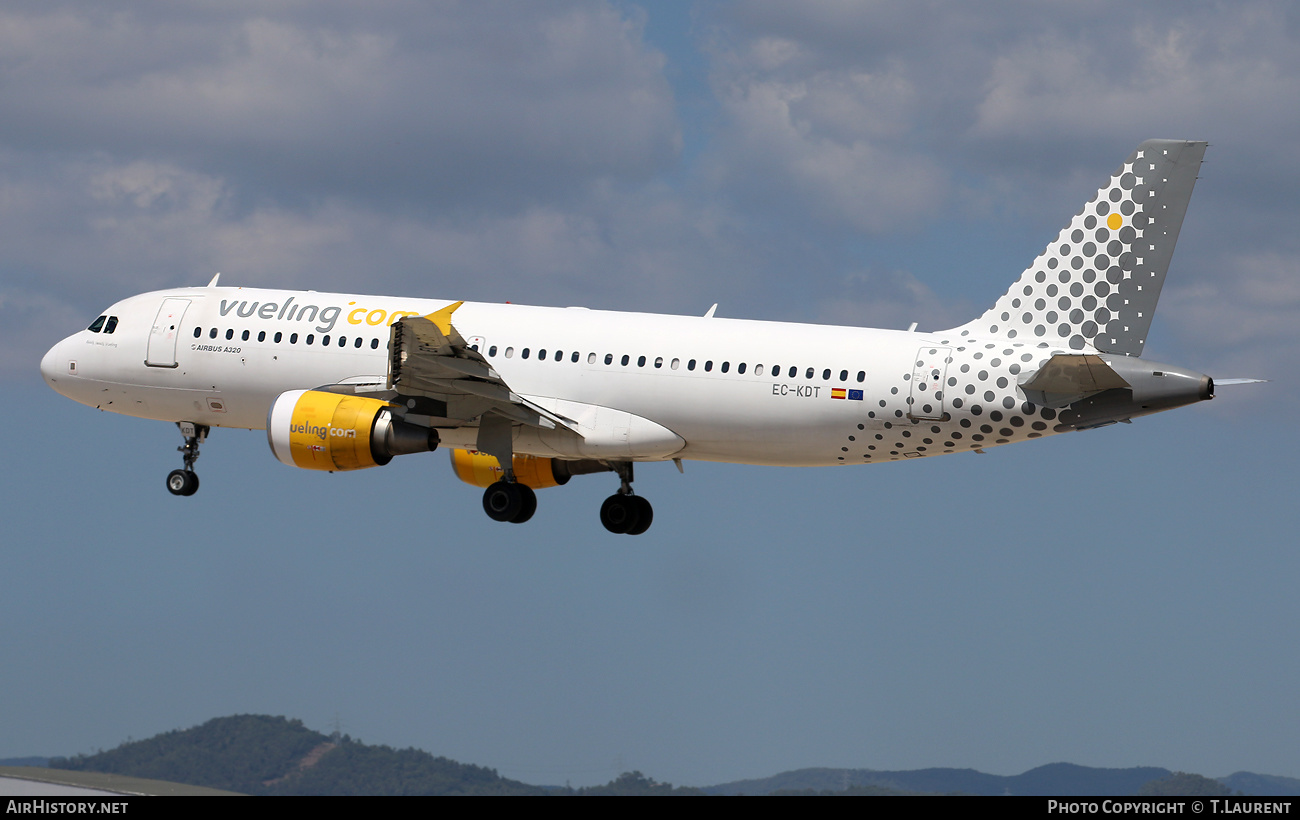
[3,1,1298,787]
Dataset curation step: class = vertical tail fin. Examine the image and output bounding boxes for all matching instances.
[948,139,1207,357]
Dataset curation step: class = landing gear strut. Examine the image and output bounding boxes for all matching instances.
[600,462,652,535]
[166,421,208,497]
[476,411,537,524]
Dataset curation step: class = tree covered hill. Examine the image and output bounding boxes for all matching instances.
[44,715,1300,796]
[49,715,544,796]
[707,763,1179,796]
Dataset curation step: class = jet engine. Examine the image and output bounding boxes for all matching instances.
[449,449,610,490]
[267,388,438,471]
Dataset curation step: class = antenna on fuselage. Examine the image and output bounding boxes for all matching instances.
[207,272,221,288]
[703,304,718,318]
[907,322,918,332]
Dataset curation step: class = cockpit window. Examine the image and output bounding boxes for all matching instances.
[88,316,106,333]
[104,316,118,334]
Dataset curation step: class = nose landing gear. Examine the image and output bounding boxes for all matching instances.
[166,421,208,497]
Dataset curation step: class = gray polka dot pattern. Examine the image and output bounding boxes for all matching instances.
[837,141,1207,466]
[949,140,1207,358]
[842,342,1065,463]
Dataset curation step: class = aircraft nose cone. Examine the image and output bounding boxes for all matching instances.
[40,339,65,389]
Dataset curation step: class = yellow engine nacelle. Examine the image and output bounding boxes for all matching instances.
[268,389,438,472]
[449,449,571,490]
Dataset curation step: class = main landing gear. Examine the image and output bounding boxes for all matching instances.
[599,462,652,536]
[166,421,209,497]
[478,460,654,534]
[482,480,537,524]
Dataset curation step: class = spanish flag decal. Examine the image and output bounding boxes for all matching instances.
[831,388,847,399]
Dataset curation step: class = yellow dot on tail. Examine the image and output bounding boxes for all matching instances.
[1107,212,1122,230]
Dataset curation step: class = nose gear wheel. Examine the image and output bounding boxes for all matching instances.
[166,422,209,497]
[166,469,199,496]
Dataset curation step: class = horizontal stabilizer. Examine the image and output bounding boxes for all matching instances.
[1019,354,1130,408]
[1213,378,1268,386]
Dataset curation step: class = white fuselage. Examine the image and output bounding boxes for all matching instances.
[42,285,1074,467]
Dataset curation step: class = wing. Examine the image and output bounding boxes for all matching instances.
[386,301,577,434]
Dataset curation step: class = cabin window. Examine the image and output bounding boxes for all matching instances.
[738,363,747,374]
[704,360,713,372]
[209,328,218,339]
[488,345,498,357]
[258,331,266,342]
[604,353,613,365]
[88,316,106,333]
[720,362,730,373]
[839,370,848,381]
[822,368,831,380]
[274,332,283,343]
[225,329,233,340]
[654,357,663,369]
[290,333,298,344]
[671,358,680,370]
[688,359,696,371]
[306,334,315,345]
[537,349,545,360]
[354,337,362,348]
[371,338,379,349]
[505,347,514,358]
[521,348,530,359]
[621,355,630,366]
[637,355,646,367]
[338,336,347,347]
[242,330,250,341]
[754,364,764,376]
[857,371,865,382]
[805,367,813,379]
[193,327,202,338]
[324,335,333,346]
[571,351,579,363]
[588,353,597,364]
[556,350,564,362]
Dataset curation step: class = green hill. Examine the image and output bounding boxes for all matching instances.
[45,715,1300,796]
[49,715,543,796]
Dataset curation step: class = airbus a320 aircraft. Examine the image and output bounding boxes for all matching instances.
[41,140,1253,534]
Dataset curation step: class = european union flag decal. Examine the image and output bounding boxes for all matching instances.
[847,389,863,401]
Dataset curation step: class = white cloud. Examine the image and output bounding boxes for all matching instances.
[0,145,763,379]
[973,12,1300,145]
[705,55,946,233]
[813,268,965,332]
[0,3,681,208]
[1163,251,1300,350]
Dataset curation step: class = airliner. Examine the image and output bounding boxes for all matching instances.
[41,140,1251,534]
